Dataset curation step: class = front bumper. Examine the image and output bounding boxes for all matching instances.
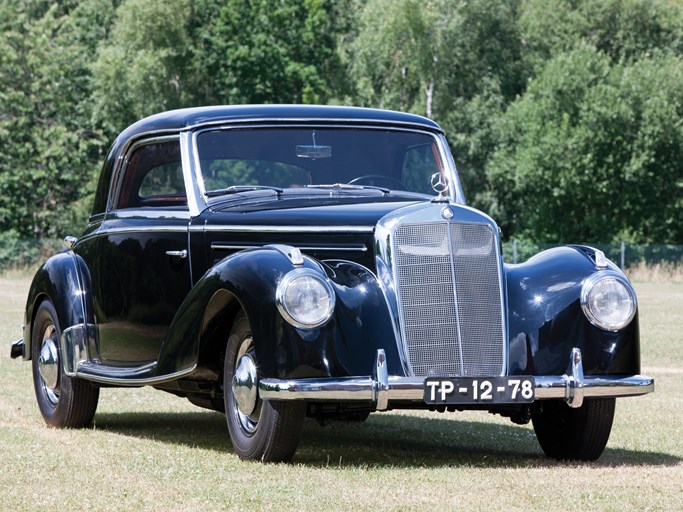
[259,348,654,410]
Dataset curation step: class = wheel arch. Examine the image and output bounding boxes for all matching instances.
[155,246,318,378]
[23,251,93,361]
[193,288,243,382]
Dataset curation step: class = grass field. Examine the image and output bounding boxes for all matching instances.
[1,274,681,511]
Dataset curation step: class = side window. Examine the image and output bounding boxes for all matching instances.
[116,140,186,209]
[401,143,443,195]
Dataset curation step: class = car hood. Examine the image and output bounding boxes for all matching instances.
[204,196,424,230]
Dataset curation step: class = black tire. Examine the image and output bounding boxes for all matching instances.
[31,300,99,428]
[223,311,305,462]
[532,398,616,461]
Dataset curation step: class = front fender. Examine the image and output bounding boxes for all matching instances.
[506,246,640,376]
[157,247,332,379]
[157,249,403,381]
[22,251,94,361]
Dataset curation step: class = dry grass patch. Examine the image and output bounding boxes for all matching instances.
[1,276,681,511]
[626,262,683,284]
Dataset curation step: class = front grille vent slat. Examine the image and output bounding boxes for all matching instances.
[394,221,504,377]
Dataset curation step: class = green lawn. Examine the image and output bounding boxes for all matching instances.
[1,276,681,511]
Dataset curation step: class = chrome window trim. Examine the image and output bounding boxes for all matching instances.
[189,123,463,203]
[109,134,186,213]
[109,209,191,220]
[186,117,443,133]
[179,131,206,216]
[437,134,466,205]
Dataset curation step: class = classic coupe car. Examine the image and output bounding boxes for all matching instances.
[11,105,653,462]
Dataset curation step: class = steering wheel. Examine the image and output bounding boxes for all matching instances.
[347,175,406,190]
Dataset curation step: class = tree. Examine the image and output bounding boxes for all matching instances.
[188,0,348,106]
[484,46,683,244]
[520,0,683,68]
[345,0,527,203]
[348,0,449,116]
[0,1,116,243]
[91,0,192,135]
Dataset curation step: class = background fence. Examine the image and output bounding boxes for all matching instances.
[0,237,682,273]
[502,240,683,268]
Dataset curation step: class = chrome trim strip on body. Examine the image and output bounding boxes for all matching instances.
[76,223,190,247]
[105,209,191,220]
[195,224,375,234]
[85,225,189,238]
[58,320,197,385]
[211,242,368,252]
[76,363,197,386]
[60,323,99,377]
[445,222,466,375]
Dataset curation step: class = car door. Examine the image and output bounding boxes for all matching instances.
[89,136,192,365]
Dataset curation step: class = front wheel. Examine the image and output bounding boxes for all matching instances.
[532,398,616,461]
[223,311,305,462]
[31,300,99,427]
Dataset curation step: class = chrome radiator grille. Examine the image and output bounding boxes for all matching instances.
[393,222,505,377]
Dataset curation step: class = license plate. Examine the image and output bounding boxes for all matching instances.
[424,377,535,404]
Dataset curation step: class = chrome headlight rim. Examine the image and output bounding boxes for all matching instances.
[276,268,336,329]
[581,272,637,332]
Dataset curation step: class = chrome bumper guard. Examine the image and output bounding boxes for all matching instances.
[259,348,654,410]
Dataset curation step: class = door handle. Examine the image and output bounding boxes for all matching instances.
[165,249,188,259]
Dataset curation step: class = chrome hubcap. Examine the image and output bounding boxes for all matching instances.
[233,354,258,416]
[232,336,261,434]
[38,325,60,405]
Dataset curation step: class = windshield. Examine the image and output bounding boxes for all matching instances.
[195,127,448,197]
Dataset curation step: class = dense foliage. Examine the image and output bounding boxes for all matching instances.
[0,0,681,248]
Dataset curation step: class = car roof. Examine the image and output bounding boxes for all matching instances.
[117,105,444,142]
[93,105,445,216]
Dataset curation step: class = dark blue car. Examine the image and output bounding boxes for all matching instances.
[11,105,654,462]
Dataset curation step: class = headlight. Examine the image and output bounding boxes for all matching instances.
[276,269,335,329]
[581,274,637,331]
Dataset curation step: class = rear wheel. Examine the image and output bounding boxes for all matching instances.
[31,300,99,427]
[223,311,304,462]
[532,398,615,461]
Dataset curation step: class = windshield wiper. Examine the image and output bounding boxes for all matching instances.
[205,185,284,198]
[305,183,391,195]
